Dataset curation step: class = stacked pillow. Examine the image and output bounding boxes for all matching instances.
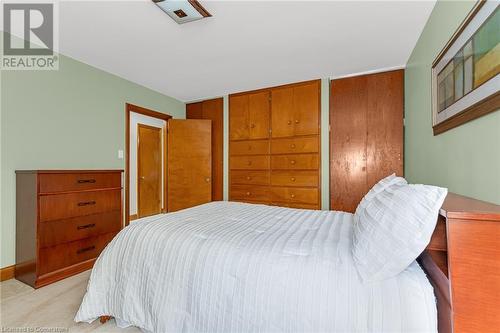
[352,174,447,282]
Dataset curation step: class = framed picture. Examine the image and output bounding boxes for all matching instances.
[432,0,499,135]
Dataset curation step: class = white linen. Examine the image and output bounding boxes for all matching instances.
[75,202,437,333]
[353,182,447,282]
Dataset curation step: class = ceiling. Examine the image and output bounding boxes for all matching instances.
[57,0,436,102]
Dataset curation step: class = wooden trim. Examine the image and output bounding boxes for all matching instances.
[137,123,163,218]
[229,79,321,98]
[433,91,500,135]
[0,265,15,281]
[432,0,486,67]
[188,0,212,17]
[125,103,171,226]
[129,214,138,221]
[16,170,123,174]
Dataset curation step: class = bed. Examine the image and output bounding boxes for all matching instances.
[75,201,437,333]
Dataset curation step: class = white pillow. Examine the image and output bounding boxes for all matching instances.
[354,173,407,220]
[352,181,447,282]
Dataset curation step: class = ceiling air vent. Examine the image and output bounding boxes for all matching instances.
[153,0,212,24]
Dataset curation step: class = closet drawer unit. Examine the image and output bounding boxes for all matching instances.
[271,137,319,155]
[230,140,270,156]
[39,172,121,193]
[230,155,270,170]
[271,171,318,187]
[271,154,319,170]
[230,185,270,202]
[231,171,270,186]
[270,187,319,205]
[39,189,121,222]
[39,210,121,248]
[38,232,117,276]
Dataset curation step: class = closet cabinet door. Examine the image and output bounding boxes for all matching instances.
[248,92,270,139]
[229,95,249,140]
[330,76,368,213]
[271,87,295,138]
[293,81,320,136]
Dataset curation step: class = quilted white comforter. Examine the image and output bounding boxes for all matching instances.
[75,201,437,333]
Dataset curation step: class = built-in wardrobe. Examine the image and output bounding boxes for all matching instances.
[229,80,321,209]
[330,69,404,212]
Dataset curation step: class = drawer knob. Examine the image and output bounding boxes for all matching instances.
[250,123,255,128]
[77,245,95,254]
[248,145,252,150]
[246,176,251,180]
[247,161,252,166]
[77,179,96,184]
[78,201,96,206]
[77,223,96,230]
[290,144,296,149]
[246,192,251,196]
[205,177,211,183]
[295,119,300,124]
[287,120,292,125]
[291,194,296,198]
[291,177,296,182]
[290,160,296,165]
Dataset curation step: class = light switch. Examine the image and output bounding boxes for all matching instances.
[118,150,124,159]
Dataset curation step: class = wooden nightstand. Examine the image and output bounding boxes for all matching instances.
[425,193,500,333]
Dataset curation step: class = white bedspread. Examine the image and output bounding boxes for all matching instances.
[75,201,437,333]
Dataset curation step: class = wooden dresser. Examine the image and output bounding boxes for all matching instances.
[15,170,123,288]
[423,193,500,333]
[229,80,321,209]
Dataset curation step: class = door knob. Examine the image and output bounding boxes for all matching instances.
[140,176,145,180]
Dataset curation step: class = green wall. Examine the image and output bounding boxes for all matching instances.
[0,41,185,268]
[405,0,500,204]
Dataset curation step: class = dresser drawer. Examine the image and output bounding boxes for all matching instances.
[39,172,121,193]
[230,140,269,156]
[230,156,270,170]
[271,137,319,155]
[39,189,121,222]
[271,171,318,187]
[270,202,320,210]
[231,171,270,185]
[270,187,319,205]
[271,154,319,170]
[38,232,116,275]
[230,185,270,202]
[39,211,121,248]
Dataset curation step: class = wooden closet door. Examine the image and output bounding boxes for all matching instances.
[271,87,294,138]
[229,95,249,140]
[248,91,270,139]
[201,98,224,201]
[293,81,320,136]
[330,76,368,213]
[366,71,404,188]
[167,119,212,212]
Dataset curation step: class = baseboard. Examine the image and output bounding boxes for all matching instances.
[129,214,138,221]
[0,265,15,281]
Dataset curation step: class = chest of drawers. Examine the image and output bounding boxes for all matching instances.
[15,170,123,288]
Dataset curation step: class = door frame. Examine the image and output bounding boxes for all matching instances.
[137,123,163,218]
[125,103,171,226]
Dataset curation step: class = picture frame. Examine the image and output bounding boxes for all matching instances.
[431,0,499,135]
